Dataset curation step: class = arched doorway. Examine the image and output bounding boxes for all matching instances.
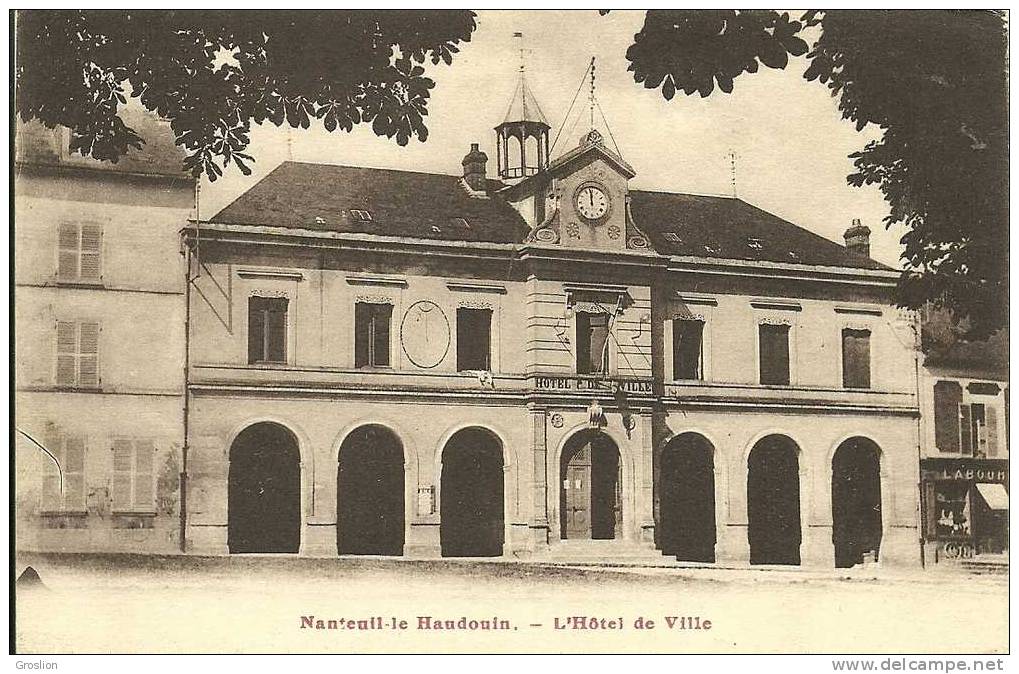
[660,433,716,562]
[337,425,405,556]
[747,435,801,565]
[560,430,622,540]
[440,428,504,557]
[832,437,883,568]
[228,422,301,554]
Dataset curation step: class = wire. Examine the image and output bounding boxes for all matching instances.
[595,100,624,160]
[550,60,593,156]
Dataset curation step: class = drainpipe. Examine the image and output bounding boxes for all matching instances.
[912,313,925,569]
[180,182,197,553]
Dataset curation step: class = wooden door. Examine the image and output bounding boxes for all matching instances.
[563,446,592,538]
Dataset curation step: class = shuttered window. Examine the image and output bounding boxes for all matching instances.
[841,328,871,388]
[57,222,102,281]
[55,321,100,388]
[758,323,790,385]
[113,438,155,511]
[456,307,492,371]
[577,312,610,375]
[673,319,704,380]
[247,297,288,363]
[41,432,86,512]
[933,380,963,452]
[354,302,392,368]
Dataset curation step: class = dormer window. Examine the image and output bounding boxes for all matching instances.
[663,232,682,244]
[747,237,763,250]
[350,209,373,222]
[451,217,471,230]
[431,225,442,234]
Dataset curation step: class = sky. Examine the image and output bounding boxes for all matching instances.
[199,9,906,268]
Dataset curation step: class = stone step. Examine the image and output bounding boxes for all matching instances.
[539,540,671,563]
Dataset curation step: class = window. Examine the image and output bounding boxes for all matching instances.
[933,380,1001,457]
[56,321,99,388]
[577,312,610,375]
[350,209,373,222]
[42,433,86,512]
[934,380,964,453]
[113,438,155,512]
[673,319,704,380]
[841,328,871,388]
[247,296,288,364]
[758,323,790,385]
[355,302,392,368]
[457,307,492,371]
[57,222,102,281]
[663,232,682,244]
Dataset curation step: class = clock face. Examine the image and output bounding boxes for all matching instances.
[575,185,609,220]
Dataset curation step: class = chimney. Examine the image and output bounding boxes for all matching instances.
[843,218,871,257]
[461,143,488,192]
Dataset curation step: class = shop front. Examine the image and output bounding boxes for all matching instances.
[921,458,1009,564]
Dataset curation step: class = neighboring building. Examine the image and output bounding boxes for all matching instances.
[180,75,923,568]
[918,311,1008,567]
[14,109,195,553]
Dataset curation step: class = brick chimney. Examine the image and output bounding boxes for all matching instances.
[844,218,871,257]
[461,143,488,192]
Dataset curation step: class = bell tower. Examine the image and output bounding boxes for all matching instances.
[495,33,550,180]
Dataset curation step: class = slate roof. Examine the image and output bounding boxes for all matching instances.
[210,161,530,244]
[629,190,891,270]
[211,160,892,272]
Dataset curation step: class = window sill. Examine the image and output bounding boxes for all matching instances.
[111,510,157,517]
[53,385,103,393]
[40,510,87,517]
[247,360,289,367]
[355,365,395,371]
[54,278,105,288]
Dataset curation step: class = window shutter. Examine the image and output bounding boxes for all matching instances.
[79,224,102,280]
[933,380,963,452]
[265,300,288,363]
[134,439,155,509]
[56,321,77,386]
[57,223,79,278]
[354,303,369,367]
[985,405,999,457]
[41,429,62,511]
[78,322,99,387]
[373,304,392,367]
[959,403,973,456]
[589,313,610,374]
[247,299,265,363]
[112,437,133,509]
[63,436,86,509]
[576,313,592,374]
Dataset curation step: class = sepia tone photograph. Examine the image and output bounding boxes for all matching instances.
[10,8,1009,656]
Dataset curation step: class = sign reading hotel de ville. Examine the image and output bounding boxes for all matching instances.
[12,8,1008,659]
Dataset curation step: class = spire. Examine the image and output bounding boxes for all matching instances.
[501,32,548,126]
[495,32,551,180]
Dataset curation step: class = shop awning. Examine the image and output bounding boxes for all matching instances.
[975,483,1010,511]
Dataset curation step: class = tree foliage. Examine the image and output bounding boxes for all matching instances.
[15,10,476,180]
[619,10,1007,338]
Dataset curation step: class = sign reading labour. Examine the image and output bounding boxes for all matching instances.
[532,376,652,395]
[920,458,1008,484]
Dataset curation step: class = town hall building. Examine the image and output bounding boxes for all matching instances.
[179,75,923,568]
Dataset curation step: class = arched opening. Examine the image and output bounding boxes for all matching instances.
[440,428,505,557]
[747,435,801,565]
[228,422,301,554]
[524,135,540,174]
[505,135,522,173]
[832,437,883,568]
[560,430,622,540]
[337,425,405,556]
[660,433,716,562]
